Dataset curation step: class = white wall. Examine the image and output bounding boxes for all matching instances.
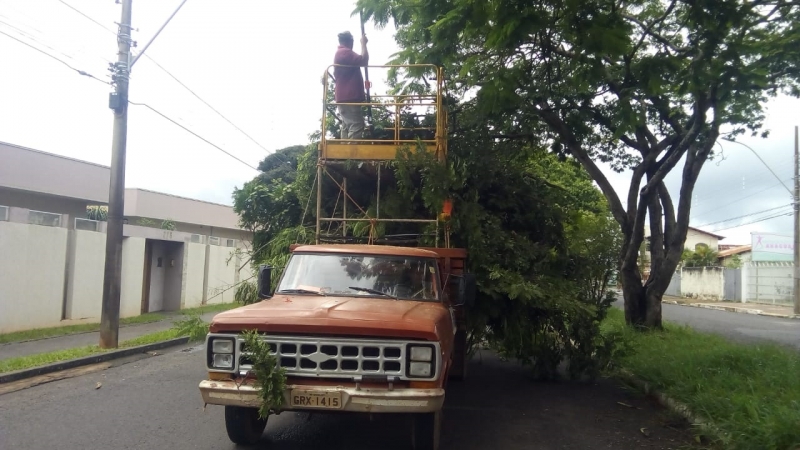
[120,237,146,318]
[182,243,206,308]
[0,222,68,333]
[680,266,725,301]
[746,262,793,305]
[206,245,237,304]
[147,241,167,312]
[66,230,105,319]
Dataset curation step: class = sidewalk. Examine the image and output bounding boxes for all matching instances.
[662,295,799,319]
[0,311,220,361]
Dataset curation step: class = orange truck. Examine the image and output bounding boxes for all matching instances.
[198,64,470,449]
[198,244,473,449]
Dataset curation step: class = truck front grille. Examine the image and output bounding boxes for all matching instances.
[237,336,412,380]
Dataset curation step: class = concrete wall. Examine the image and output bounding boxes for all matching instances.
[183,243,206,308]
[680,266,725,301]
[125,188,243,231]
[66,230,106,319]
[0,221,68,333]
[206,245,237,304]
[0,219,246,333]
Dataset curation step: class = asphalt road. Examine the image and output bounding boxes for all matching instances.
[614,297,800,350]
[0,343,695,450]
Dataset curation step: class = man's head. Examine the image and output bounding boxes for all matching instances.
[338,31,354,49]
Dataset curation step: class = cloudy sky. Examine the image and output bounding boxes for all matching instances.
[1,0,797,245]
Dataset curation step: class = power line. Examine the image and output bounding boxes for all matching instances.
[0,28,109,84]
[719,138,793,196]
[694,203,793,228]
[56,0,117,35]
[55,0,276,160]
[710,210,792,232]
[693,177,794,217]
[128,100,259,171]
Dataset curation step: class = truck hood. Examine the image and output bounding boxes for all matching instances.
[208,295,450,341]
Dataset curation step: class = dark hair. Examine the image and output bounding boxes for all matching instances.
[338,31,354,45]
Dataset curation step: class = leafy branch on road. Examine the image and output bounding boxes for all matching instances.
[240,330,286,419]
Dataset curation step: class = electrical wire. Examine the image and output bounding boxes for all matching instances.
[0,28,109,84]
[128,100,258,171]
[709,210,793,232]
[55,0,278,161]
[694,203,793,228]
[693,177,794,217]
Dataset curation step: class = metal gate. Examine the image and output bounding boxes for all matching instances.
[723,268,742,302]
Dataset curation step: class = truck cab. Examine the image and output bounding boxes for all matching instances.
[198,244,474,449]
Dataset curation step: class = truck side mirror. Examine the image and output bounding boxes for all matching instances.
[456,273,476,307]
[257,264,273,299]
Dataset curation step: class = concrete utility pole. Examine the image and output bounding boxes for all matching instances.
[794,125,799,315]
[100,0,133,349]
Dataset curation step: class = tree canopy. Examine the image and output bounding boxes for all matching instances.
[355,0,800,327]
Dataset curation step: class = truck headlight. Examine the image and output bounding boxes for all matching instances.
[407,344,436,378]
[213,353,234,369]
[212,339,234,354]
[409,346,432,361]
[409,362,432,377]
[207,336,236,371]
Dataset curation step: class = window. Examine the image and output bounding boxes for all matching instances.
[0,205,8,221]
[209,236,220,246]
[75,218,99,231]
[190,234,202,243]
[226,239,235,248]
[28,210,61,227]
[276,253,440,301]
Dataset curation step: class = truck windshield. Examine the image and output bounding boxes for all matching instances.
[276,253,440,301]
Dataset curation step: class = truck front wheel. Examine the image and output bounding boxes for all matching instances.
[411,411,441,450]
[224,405,268,445]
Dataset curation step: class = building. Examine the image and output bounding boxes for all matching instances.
[718,245,752,267]
[0,141,253,333]
[639,225,725,280]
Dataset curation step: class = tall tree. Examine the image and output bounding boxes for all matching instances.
[357,0,800,328]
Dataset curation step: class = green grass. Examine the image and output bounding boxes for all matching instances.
[603,308,800,450]
[0,302,240,345]
[0,312,166,345]
[0,316,209,375]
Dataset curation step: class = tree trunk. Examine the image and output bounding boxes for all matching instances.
[620,266,663,329]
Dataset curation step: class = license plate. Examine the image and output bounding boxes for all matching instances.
[290,390,343,410]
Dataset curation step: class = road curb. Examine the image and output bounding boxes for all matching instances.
[0,337,190,385]
[662,300,800,320]
[615,369,725,444]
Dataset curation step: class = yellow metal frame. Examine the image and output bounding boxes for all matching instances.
[320,64,448,163]
[315,64,449,245]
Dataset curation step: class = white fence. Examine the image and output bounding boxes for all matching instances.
[664,261,793,305]
[0,206,253,334]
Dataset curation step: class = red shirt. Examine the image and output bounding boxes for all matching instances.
[333,45,367,103]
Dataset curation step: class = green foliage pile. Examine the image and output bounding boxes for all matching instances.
[681,244,720,268]
[241,330,286,419]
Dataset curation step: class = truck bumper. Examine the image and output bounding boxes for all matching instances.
[199,380,445,413]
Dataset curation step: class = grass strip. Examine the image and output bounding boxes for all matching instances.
[0,302,241,345]
[603,308,800,450]
[0,313,166,345]
[0,316,209,374]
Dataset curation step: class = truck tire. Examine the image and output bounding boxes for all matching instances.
[448,330,468,381]
[224,405,268,445]
[412,411,441,450]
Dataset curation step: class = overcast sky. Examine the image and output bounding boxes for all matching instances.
[1,0,797,245]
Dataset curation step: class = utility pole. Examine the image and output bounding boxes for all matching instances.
[100,0,133,349]
[794,125,799,315]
